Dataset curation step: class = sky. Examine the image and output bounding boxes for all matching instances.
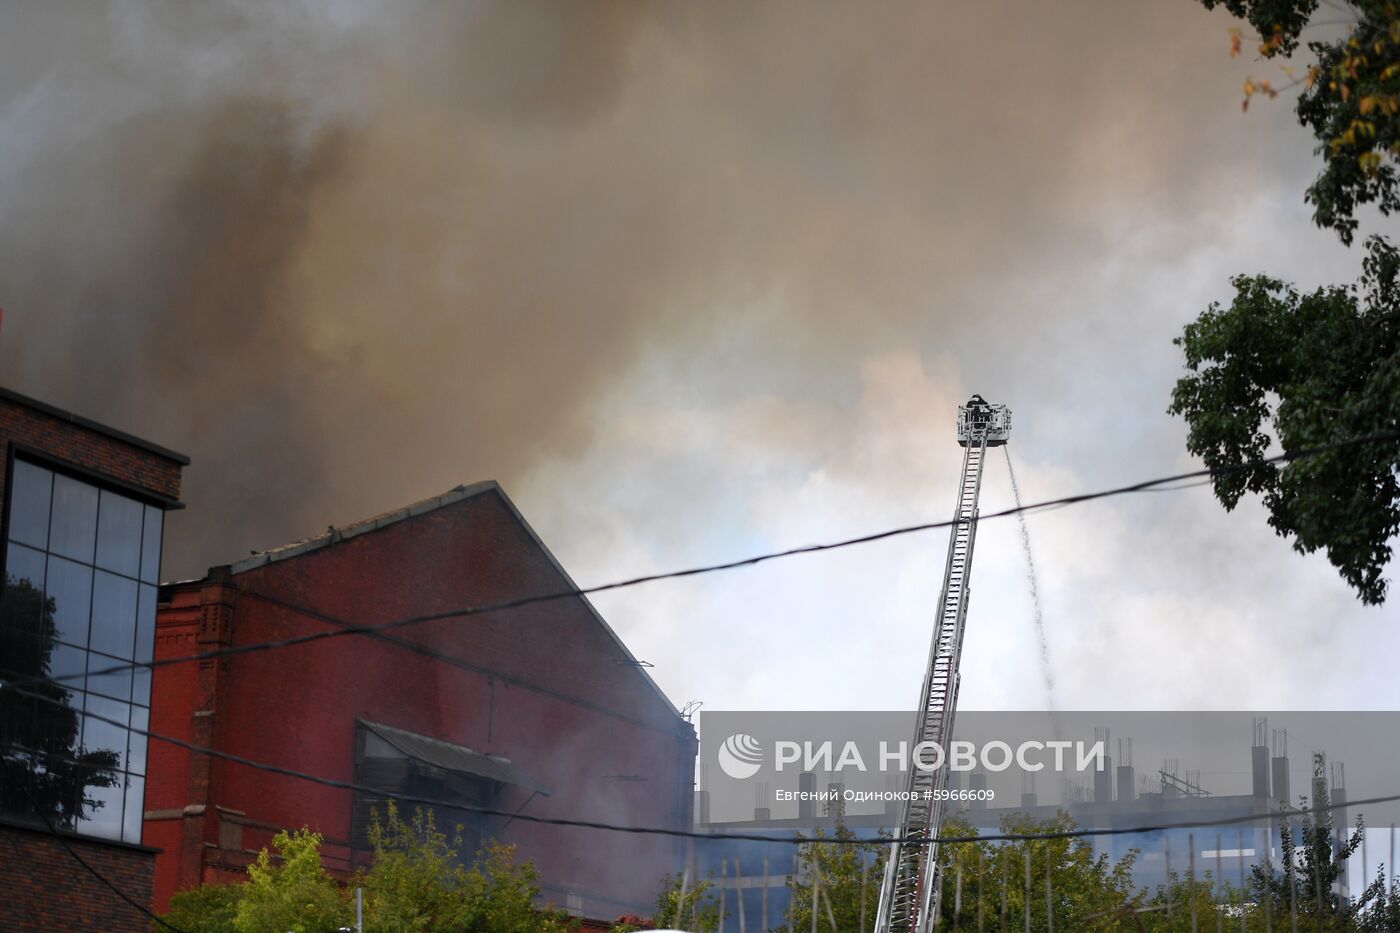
[1,0,1395,715]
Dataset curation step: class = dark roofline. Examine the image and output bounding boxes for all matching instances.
[0,386,191,465]
[230,480,500,573]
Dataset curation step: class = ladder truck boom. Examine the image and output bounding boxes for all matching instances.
[874,395,1010,933]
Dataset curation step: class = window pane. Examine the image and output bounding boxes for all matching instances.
[140,506,163,584]
[122,775,145,843]
[90,571,138,659]
[0,630,44,695]
[135,584,157,664]
[49,474,98,562]
[7,460,52,549]
[49,641,88,687]
[96,491,143,578]
[77,778,123,841]
[5,542,46,590]
[80,694,129,773]
[2,543,47,641]
[132,664,151,708]
[128,706,149,776]
[86,651,132,704]
[46,556,92,648]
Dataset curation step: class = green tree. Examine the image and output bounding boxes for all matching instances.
[1202,0,1400,244]
[160,883,240,933]
[158,805,570,933]
[645,870,720,932]
[1237,754,1380,930]
[935,813,1141,931]
[234,828,350,933]
[1179,2,1400,598]
[356,801,479,931]
[1169,236,1400,604]
[783,822,887,932]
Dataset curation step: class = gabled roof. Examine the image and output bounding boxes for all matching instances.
[226,481,681,720]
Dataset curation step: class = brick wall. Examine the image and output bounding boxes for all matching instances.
[0,391,185,505]
[0,822,156,932]
[149,487,697,918]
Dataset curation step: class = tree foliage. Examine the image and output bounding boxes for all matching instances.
[1169,235,1400,603]
[156,804,568,933]
[1181,2,1400,601]
[933,813,1141,930]
[644,871,720,932]
[783,822,888,931]
[236,828,350,933]
[353,801,569,931]
[1204,0,1400,244]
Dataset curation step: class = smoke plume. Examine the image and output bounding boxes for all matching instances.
[0,1,1303,582]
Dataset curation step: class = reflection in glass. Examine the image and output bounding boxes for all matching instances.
[135,584,157,663]
[86,651,133,704]
[46,556,92,648]
[49,474,98,562]
[3,461,160,844]
[79,778,124,841]
[80,695,130,773]
[140,505,163,584]
[4,543,46,601]
[96,491,142,578]
[122,775,144,843]
[132,665,151,708]
[49,641,88,685]
[90,571,137,658]
[127,720,148,778]
[0,575,120,833]
[7,461,52,549]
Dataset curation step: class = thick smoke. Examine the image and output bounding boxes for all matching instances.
[0,1,1303,580]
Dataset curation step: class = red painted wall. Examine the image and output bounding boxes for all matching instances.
[148,485,697,918]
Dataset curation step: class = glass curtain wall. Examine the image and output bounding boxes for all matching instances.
[0,457,162,843]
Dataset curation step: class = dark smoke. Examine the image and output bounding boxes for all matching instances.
[0,1,1296,582]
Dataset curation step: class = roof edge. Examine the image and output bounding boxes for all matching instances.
[0,386,191,465]
[229,480,499,574]
[485,485,685,722]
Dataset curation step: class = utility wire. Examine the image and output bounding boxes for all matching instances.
[4,681,1398,850]
[10,429,1398,695]
[0,756,188,933]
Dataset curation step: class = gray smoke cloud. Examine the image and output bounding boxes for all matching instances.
[0,0,1327,589]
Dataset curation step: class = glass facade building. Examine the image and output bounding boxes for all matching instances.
[1,457,162,843]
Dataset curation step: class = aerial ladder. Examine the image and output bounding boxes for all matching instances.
[874,395,1011,933]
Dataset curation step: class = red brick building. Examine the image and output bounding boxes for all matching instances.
[0,385,188,931]
[146,481,697,919]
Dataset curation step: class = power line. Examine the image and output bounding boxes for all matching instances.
[4,681,1397,850]
[0,756,188,933]
[11,429,1398,695]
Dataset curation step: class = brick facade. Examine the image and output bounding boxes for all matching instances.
[147,483,697,919]
[0,822,157,932]
[0,388,186,508]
